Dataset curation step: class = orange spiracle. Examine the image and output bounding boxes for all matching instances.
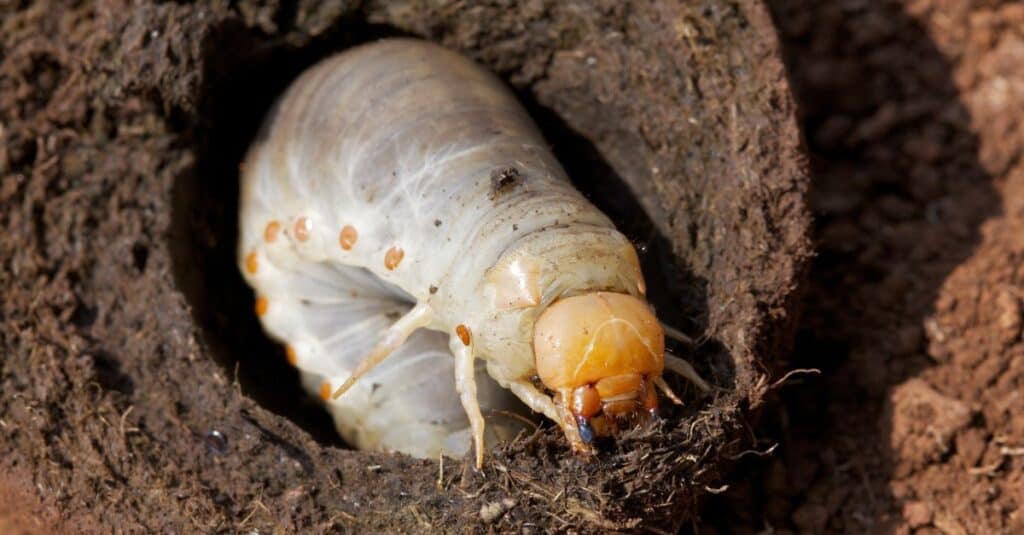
[319,381,332,401]
[455,324,472,346]
[339,225,358,250]
[255,296,269,316]
[264,220,281,242]
[245,250,258,274]
[294,216,311,242]
[384,246,404,270]
[285,345,297,366]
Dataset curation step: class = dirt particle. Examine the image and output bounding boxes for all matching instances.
[479,498,516,523]
[282,486,307,505]
[903,500,932,528]
[488,167,521,201]
[887,379,972,475]
[955,427,987,468]
[995,289,1021,344]
[933,513,968,535]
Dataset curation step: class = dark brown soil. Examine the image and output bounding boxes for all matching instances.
[703,1,1024,533]
[0,1,808,533]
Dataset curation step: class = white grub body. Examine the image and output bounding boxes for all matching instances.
[239,39,645,459]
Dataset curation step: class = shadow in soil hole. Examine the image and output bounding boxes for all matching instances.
[170,20,728,451]
[700,2,999,533]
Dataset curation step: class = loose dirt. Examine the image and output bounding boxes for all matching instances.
[704,1,1024,533]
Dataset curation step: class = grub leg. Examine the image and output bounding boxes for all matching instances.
[451,335,486,469]
[507,381,561,423]
[661,323,694,345]
[330,303,433,399]
[664,351,711,392]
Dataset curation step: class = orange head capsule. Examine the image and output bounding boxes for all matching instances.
[533,292,664,450]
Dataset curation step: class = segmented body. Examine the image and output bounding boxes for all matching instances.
[239,39,650,460]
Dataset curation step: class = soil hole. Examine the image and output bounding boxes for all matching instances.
[171,18,726,451]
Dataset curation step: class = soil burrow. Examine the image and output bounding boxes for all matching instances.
[0,1,809,532]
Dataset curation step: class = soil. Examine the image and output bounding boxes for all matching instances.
[0,1,808,534]
[703,1,1024,533]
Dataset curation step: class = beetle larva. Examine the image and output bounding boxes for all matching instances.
[239,38,708,466]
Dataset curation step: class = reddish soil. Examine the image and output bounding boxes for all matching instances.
[0,467,66,534]
[704,1,1024,533]
[0,1,808,533]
